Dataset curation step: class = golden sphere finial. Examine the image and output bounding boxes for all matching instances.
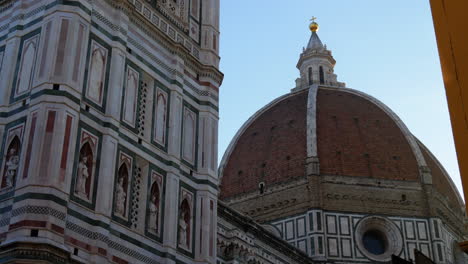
[309,16,319,32]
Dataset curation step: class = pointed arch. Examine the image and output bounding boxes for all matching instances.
[123,66,139,125]
[87,45,107,104]
[182,108,196,163]
[148,181,161,232]
[179,198,192,248]
[154,92,168,145]
[150,182,161,208]
[115,163,130,216]
[16,37,39,95]
[76,141,94,198]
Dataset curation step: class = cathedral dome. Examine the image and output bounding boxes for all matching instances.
[219,24,465,223]
[219,85,463,215]
[217,21,467,264]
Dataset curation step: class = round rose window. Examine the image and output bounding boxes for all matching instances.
[355,216,403,262]
[362,229,387,255]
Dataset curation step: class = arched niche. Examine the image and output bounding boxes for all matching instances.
[2,136,21,188]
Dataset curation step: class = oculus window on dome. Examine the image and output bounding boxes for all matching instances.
[363,229,388,255]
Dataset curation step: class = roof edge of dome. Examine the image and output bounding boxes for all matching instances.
[218,89,308,182]
[416,138,465,207]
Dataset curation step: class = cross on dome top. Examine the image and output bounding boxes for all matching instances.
[309,16,319,32]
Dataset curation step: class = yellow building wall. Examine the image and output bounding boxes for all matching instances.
[429,0,468,216]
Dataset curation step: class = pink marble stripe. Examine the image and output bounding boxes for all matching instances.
[22,113,37,179]
[73,24,85,82]
[40,111,56,178]
[59,115,72,182]
[54,19,69,76]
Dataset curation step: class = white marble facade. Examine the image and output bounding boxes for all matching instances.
[0,0,221,263]
[271,210,467,264]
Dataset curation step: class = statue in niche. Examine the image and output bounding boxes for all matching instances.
[178,210,188,247]
[4,148,19,187]
[178,198,191,248]
[114,162,130,217]
[75,142,93,199]
[75,156,89,197]
[2,136,20,189]
[148,182,160,233]
[148,193,159,233]
[115,176,127,216]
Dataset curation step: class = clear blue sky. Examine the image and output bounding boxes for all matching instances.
[218,0,463,197]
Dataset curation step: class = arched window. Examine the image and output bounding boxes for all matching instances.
[259,182,265,194]
[2,136,21,188]
[308,67,313,85]
[319,66,325,84]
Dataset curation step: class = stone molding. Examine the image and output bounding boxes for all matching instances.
[217,202,315,264]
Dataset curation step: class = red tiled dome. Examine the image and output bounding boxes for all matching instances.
[316,89,419,180]
[220,89,308,199]
[219,87,462,208]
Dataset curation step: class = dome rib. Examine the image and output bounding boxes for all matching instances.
[417,139,464,208]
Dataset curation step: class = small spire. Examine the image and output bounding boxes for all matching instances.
[306,17,323,50]
[309,16,319,32]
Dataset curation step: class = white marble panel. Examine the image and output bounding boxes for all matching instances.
[417,222,427,240]
[408,242,417,260]
[339,216,350,235]
[341,238,352,257]
[326,215,336,234]
[297,217,306,237]
[154,89,168,144]
[419,243,430,258]
[285,220,294,240]
[405,221,415,239]
[123,66,139,125]
[297,239,307,253]
[86,40,108,105]
[328,237,338,257]
[182,107,196,163]
[16,35,40,96]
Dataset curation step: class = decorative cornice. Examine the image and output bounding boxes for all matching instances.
[297,50,336,69]
[0,242,81,264]
[122,0,223,85]
[218,202,316,264]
